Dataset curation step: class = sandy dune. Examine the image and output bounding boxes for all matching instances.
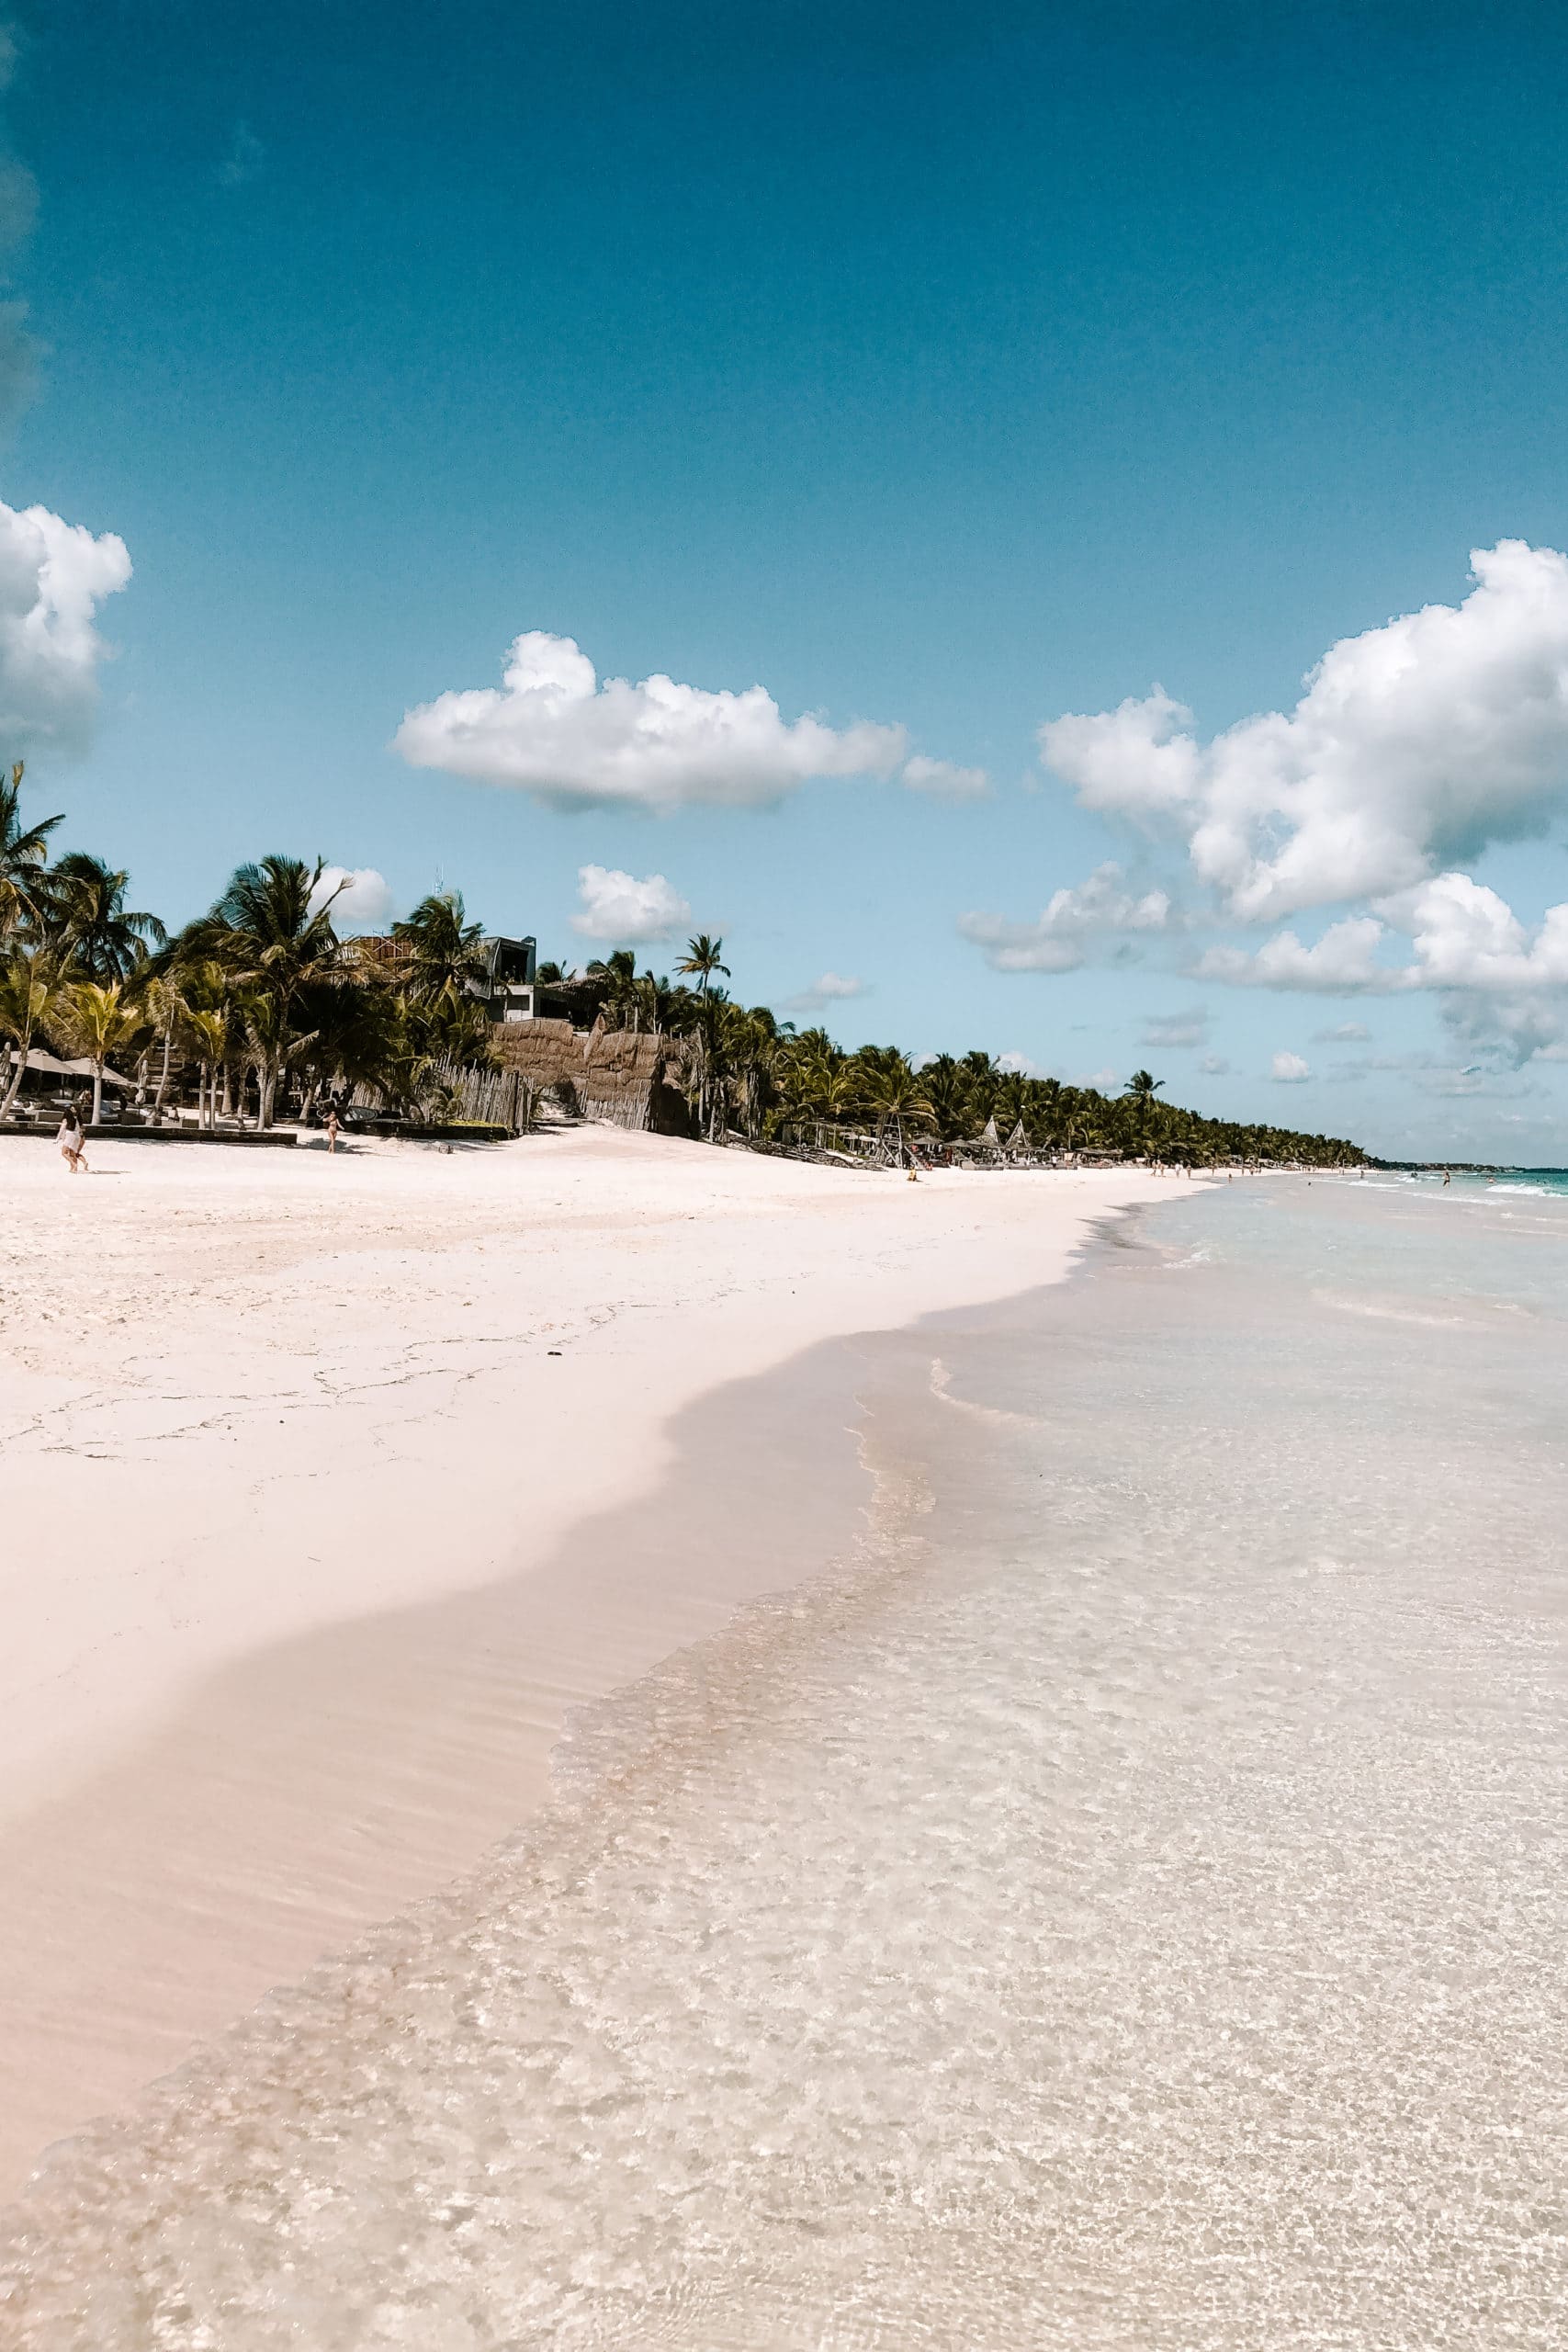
[1,1125,1164,2196]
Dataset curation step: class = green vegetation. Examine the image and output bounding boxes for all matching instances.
[0,775,1365,1165]
[661,1016,1362,1166]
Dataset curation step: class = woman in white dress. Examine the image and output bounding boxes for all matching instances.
[56,1111,86,1173]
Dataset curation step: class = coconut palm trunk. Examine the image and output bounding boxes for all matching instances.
[0,955,66,1119]
[152,1015,176,1120]
[0,1031,28,1118]
[0,1039,26,1119]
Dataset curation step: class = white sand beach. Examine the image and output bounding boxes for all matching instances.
[0,1128,1165,2197]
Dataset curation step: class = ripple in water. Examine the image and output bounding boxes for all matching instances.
[3,1182,1566,2348]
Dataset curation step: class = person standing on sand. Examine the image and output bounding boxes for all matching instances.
[57,1110,86,1173]
[325,1108,340,1155]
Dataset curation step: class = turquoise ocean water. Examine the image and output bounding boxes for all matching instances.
[4,1176,1566,2348]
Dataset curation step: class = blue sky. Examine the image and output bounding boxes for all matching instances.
[11,0,1568,1157]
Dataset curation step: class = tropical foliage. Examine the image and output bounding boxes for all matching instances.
[0,775,1366,1165]
[552,937,1365,1166]
[0,802,502,1130]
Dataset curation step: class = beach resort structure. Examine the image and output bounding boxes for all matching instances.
[344,931,692,1133]
[354,930,544,1023]
[489,1017,693,1134]
[476,934,541,1023]
[0,1048,132,1117]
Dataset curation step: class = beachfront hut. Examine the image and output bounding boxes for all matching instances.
[5,1048,132,1113]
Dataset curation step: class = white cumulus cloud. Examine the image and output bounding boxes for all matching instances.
[902,753,989,800]
[1399,877,1568,1064]
[1040,543,1568,921]
[1200,876,1568,1006]
[570,863,692,944]
[1392,871,1568,992]
[311,865,393,933]
[394,632,907,814]
[784,970,868,1012]
[1270,1050,1311,1083]
[1141,1005,1209,1048]
[1195,916,1404,993]
[1190,874,1568,1066]
[0,497,131,753]
[958,862,1177,974]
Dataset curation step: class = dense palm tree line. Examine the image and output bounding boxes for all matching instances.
[0,776,488,1128]
[570,950,1362,1169]
[0,777,1364,1163]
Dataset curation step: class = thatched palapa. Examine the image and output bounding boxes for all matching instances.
[490,1020,693,1135]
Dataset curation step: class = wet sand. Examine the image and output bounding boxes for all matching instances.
[1,1125,1165,2191]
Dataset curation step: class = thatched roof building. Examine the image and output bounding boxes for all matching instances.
[490,1019,692,1134]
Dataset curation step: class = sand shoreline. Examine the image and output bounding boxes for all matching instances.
[3,1127,1168,2195]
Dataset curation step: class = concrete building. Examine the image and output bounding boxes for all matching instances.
[475,935,539,1022]
[351,932,542,1021]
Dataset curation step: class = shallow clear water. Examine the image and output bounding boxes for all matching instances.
[4,1178,1566,2348]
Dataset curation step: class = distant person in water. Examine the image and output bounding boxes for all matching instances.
[1443,1167,1451,1186]
[56,1111,85,1173]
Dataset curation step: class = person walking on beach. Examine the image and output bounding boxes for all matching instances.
[57,1108,86,1173]
[325,1107,340,1155]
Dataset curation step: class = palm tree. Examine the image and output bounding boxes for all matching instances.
[139,971,188,1122]
[391,890,489,1021]
[239,986,317,1129]
[814,1062,861,1125]
[993,1071,1029,1137]
[0,763,62,943]
[178,856,347,1125]
[586,949,644,1031]
[0,944,65,1118]
[708,1001,783,1138]
[676,933,729,998]
[780,1046,859,1132]
[295,971,401,1119]
[857,1057,934,1165]
[185,1007,230,1131]
[47,853,166,980]
[1123,1067,1164,1158]
[378,1014,441,1121]
[916,1053,969,1140]
[54,979,149,1125]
